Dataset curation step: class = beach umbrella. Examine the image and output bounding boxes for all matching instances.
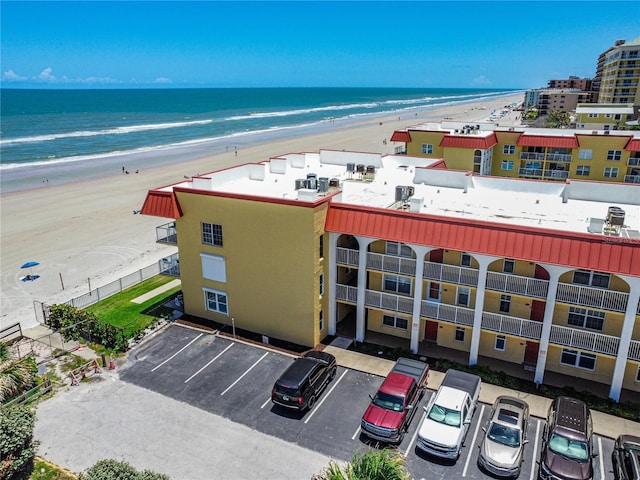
[20,261,39,275]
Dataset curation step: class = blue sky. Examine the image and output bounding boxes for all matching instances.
[1,1,638,89]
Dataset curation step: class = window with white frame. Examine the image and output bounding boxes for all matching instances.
[607,150,622,161]
[384,274,412,295]
[568,307,605,331]
[455,327,465,342]
[204,288,228,315]
[578,149,593,160]
[560,349,596,371]
[319,310,324,332]
[576,165,591,176]
[461,253,472,267]
[386,241,412,257]
[501,160,514,171]
[457,287,470,306]
[202,222,223,246]
[383,314,408,330]
[421,144,434,154]
[495,335,506,351]
[573,270,610,288]
[319,273,324,297]
[605,113,612,119]
[604,167,619,178]
[588,113,598,118]
[503,258,515,273]
[503,145,516,155]
[499,295,511,313]
[614,114,622,120]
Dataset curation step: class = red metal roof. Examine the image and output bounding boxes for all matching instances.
[391,130,412,143]
[325,203,640,277]
[626,138,640,152]
[439,133,498,150]
[517,135,579,148]
[140,190,183,218]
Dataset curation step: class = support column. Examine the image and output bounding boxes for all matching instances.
[410,246,431,354]
[469,255,494,365]
[327,232,338,336]
[355,236,372,343]
[534,266,567,385]
[609,276,640,402]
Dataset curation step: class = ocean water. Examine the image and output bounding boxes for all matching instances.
[0,87,516,172]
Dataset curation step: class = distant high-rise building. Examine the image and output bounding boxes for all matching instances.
[548,76,592,92]
[595,37,640,118]
[592,39,627,102]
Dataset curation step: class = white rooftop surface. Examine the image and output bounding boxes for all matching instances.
[161,149,640,238]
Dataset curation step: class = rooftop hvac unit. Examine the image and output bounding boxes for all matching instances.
[366,165,376,174]
[318,177,329,193]
[306,173,318,190]
[346,162,356,172]
[607,206,625,226]
[395,185,414,202]
[329,178,340,188]
[356,164,366,173]
[295,179,307,190]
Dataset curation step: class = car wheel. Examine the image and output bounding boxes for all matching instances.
[307,395,316,410]
[329,367,337,380]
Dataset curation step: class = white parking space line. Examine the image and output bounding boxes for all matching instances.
[351,426,361,441]
[304,370,348,424]
[530,419,541,480]
[220,352,269,396]
[404,410,427,457]
[462,404,485,477]
[184,343,234,383]
[151,333,203,372]
[260,397,272,409]
[598,437,604,480]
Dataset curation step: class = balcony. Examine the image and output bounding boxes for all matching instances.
[518,168,543,177]
[159,254,180,277]
[546,153,572,162]
[421,300,475,326]
[336,283,358,303]
[549,325,620,356]
[481,312,542,340]
[629,340,640,362]
[365,289,414,315]
[628,158,640,166]
[555,283,629,312]
[624,175,640,183]
[156,222,177,244]
[543,170,569,179]
[367,252,416,275]
[423,261,479,286]
[336,247,359,267]
[520,152,545,161]
[485,271,549,298]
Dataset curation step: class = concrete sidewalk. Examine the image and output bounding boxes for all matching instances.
[322,345,640,440]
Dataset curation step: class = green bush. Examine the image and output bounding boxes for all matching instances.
[313,449,409,480]
[79,460,169,480]
[0,406,36,480]
[48,305,128,352]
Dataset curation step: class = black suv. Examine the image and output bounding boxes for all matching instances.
[271,351,337,411]
[613,435,640,480]
[538,396,595,480]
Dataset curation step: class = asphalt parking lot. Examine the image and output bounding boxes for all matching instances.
[119,324,616,480]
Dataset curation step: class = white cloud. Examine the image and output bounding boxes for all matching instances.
[472,75,492,86]
[2,69,27,81]
[154,77,172,84]
[35,67,56,82]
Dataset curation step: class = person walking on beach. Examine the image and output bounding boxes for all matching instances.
[122,166,125,173]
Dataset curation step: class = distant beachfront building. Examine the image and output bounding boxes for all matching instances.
[593,39,628,103]
[141,148,640,402]
[596,37,640,117]
[390,122,640,184]
[522,88,591,115]
[575,103,635,130]
[548,76,592,92]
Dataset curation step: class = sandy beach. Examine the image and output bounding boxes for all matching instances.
[0,93,522,330]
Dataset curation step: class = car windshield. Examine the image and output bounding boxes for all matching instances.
[372,392,404,412]
[428,404,461,427]
[548,433,589,461]
[488,422,521,447]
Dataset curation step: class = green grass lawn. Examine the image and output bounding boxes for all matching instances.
[86,275,181,337]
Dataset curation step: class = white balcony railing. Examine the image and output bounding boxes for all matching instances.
[549,325,620,356]
[519,168,543,177]
[486,271,549,298]
[336,283,358,303]
[628,340,640,362]
[335,247,359,267]
[420,301,475,326]
[481,312,543,340]
[624,175,640,184]
[423,261,479,286]
[556,283,628,312]
[520,152,545,160]
[543,170,569,179]
[155,222,177,244]
[546,153,572,162]
[365,289,414,314]
[367,252,416,275]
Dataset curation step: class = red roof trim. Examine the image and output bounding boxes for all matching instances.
[324,203,640,277]
[517,135,579,148]
[440,133,498,149]
[626,138,640,152]
[173,186,337,208]
[140,190,183,218]
[391,130,412,143]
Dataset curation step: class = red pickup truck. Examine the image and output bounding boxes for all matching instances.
[361,357,429,444]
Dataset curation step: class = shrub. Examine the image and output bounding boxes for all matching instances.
[0,406,36,480]
[79,459,170,480]
[313,449,409,480]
